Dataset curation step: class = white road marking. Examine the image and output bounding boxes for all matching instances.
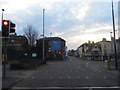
[31,77,34,79]
[104,76,106,79]
[86,62,89,67]
[68,77,71,78]
[59,77,62,79]
[50,77,53,79]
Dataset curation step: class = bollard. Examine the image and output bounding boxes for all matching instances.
[104,60,108,68]
[2,54,4,61]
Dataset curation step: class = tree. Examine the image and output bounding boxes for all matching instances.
[23,25,39,47]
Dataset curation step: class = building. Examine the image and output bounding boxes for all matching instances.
[97,38,112,60]
[111,37,120,60]
[91,44,102,60]
[116,38,120,54]
[77,43,88,58]
[116,38,120,59]
[2,35,28,60]
[77,45,83,58]
[2,35,28,51]
[77,41,102,60]
[37,37,66,60]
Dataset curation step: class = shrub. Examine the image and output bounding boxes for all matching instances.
[10,60,44,70]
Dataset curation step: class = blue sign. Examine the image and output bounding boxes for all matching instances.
[50,40,61,50]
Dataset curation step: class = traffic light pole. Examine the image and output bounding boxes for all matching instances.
[1,9,7,79]
[3,38,7,79]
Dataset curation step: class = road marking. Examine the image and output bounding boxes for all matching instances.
[59,76,62,79]
[50,77,53,79]
[86,62,89,67]
[68,77,71,79]
[31,77,34,79]
[104,76,106,79]
[85,77,89,79]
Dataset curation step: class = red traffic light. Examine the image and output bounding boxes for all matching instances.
[2,20,16,37]
[2,20,9,26]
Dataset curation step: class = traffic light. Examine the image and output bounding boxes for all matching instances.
[2,20,16,37]
[2,20,10,37]
[10,21,15,33]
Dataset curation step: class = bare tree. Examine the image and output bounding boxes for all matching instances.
[23,25,39,47]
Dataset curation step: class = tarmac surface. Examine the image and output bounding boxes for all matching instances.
[2,57,120,90]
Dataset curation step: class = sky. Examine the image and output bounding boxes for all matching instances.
[0,0,119,50]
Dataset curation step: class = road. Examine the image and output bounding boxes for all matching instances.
[11,57,119,89]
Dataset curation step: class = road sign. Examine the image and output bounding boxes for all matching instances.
[50,40,61,50]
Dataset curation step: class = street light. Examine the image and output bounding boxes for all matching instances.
[43,9,46,64]
[110,32,114,60]
[2,9,5,20]
[1,9,5,32]
[50,32,52,37]
[110,32,112,37]
[111,0,118,70]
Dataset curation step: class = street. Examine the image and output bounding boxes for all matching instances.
[9,57,119,89]
[1,1,120,90]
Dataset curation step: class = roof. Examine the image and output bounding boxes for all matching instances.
[116,38,120,42]
[37,37,66,42]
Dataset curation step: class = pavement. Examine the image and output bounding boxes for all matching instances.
[2,61,44,89]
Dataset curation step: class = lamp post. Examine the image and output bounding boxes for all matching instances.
[50,32,52,37]
[2,9,4,20]
[110,32,113,54]
[1,9,5,32]
[115,30,118,39]
[42,9,46,63]
[111,0,118,70]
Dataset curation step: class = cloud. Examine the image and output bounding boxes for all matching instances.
[0,0,8,8]
[48,28,65,37]
[25,9,34,16]
[60,22,114,49]
[69,23,113,35]
[1,0,54,14]
[54,32,64,37]
[70,1,91,20]
[0,0,119,50]
[10,16,23,23]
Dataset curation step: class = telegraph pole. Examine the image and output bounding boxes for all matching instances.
[111,0,118,70]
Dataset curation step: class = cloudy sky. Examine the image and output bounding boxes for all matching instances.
[0,0,119,50]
